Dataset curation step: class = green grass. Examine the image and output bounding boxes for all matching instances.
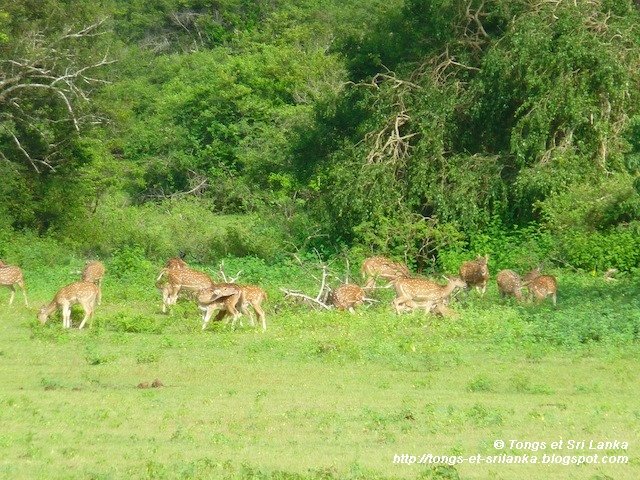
[0,263,638,479]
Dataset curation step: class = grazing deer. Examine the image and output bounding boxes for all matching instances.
[82,261,105,305]
[239,285,268,330]
[38,281,99,328]
[0,262,29,306]
[157,267,214,313]
[391,276,467,315]
[361,256,411,290]
[524,275,557,306]
[196,283,244,330]
[496,269,523,302]
[330,284,365,314]
[459,255,490,297]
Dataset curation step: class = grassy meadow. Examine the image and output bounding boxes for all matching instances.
[0,257,639,479]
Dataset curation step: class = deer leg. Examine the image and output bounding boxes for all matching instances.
[201,306,214,330]
[19,282,28,306]
[393,295,410,315]
[8,285,15,305]
[62,304,71,328]
[78,299,94,329]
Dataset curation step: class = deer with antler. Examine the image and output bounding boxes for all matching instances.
[38,281,99,328]
[0,260,29,306]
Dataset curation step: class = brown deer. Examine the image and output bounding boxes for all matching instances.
[196,283,244,330]
[330,284,365,314]
[165,257,188,269]
[239,285,268,330]
[38,281,99,328]
[524,275,557,306]
[391,276,467,315]
[82,261,105,305]
[0,262,29,306]
[496,269,523,302]
[459,255,490,297]
[522,264,543,283]
[361,256,411,290]
[157,267,214,313]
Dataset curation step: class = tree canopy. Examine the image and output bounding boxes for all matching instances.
[0,0,639,271]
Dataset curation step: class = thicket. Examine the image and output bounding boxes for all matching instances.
[0,0,639,273]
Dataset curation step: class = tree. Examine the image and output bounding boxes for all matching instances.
[0,5,114,172]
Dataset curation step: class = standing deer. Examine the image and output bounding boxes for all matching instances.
[38,281,99,328]
[496,269,523,302]
[0,262,29,306]
[165,257,189,270]
[239,285,268,330]
[196,283,244,330]
[361,256,411,290]
[459,255,490,297]
[330,284,365,314]
[156,267,214,313]
[82,261,105,305]
[391,276,467,315]
[524,275,557,306]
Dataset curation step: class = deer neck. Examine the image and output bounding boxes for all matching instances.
[41,300,60,318]
[441,282,458,298]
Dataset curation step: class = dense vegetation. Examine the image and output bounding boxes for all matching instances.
[1,0,640,272]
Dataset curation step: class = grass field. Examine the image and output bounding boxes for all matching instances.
[0,260,639,479]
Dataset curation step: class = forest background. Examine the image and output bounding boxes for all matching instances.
[1,0,640,275]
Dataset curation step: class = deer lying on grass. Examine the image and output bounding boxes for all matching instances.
[330,283,365,314]
[38,281,99,328]
[239,285,268,331]
[361,256,411,290]
[196,283,244,330]
[496,269,523,302]
[391,276,467,315]
[156,267,214,313]
[0,261,29,306]
[82,261,105,305]
[524,275,557,306]
[459,255,490,297]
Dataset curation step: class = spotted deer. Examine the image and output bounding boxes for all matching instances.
[0,262,29,306]
[165,257,188,269]
[37,281,99,328]
[496,269,523,302]
[361,256,411,290]
[330,284,365,314]
[196,283,244,330]
[157,267,214,313]
[239,285,268,330]
[82,261,105,305]
[524,275,557,306]
[391,276,467,315]
[459,255,490,297]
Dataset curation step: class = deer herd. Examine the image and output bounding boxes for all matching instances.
[0,253,558,330]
